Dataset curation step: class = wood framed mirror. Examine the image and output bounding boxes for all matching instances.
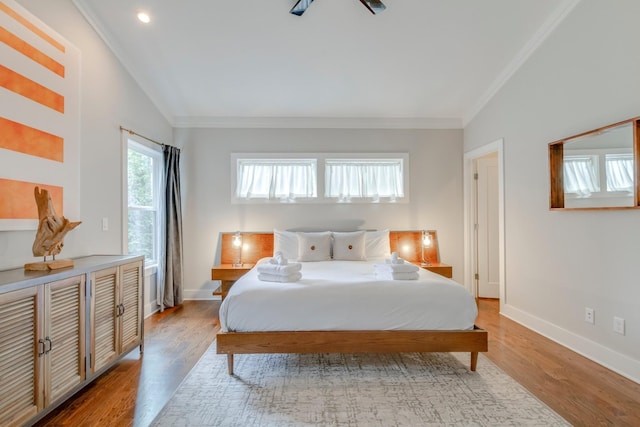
[549,117,640,210]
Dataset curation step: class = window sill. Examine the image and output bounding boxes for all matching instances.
[144,263,158,277]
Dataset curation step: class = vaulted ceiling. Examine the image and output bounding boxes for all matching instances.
[72,0,579,128]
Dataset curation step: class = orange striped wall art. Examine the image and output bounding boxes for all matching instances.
[0,1,65,53]
[1,0,79,230]
[0,178,63,220]
[0,64,64,113]
[0,116,64,161]
[0,26,65,77]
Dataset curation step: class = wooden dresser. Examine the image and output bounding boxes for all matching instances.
[0,255,144,427]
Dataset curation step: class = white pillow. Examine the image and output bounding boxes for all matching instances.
[365,229,391,259]
[297,231,332,262]
[332,231,367,261]
[273,229,298,260]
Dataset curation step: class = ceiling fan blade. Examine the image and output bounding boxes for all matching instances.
[290,0,314,16]
[359,0,386,14]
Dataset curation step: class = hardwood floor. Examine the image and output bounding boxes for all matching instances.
[475,298,640,427]
[36,299,640,426]
[35,301,221,427]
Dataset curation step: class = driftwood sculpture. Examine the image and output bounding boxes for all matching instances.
[24,186,81,271]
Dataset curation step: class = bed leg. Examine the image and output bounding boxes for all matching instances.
[470,352,478,371]
[227,354,234,375]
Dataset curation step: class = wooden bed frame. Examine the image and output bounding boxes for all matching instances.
[215,230,488,374]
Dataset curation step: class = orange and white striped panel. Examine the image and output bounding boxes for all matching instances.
[0,0,80,228]
[0,178,63,220]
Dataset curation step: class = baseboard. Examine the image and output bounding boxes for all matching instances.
[184,289,220,300]
[144,300,160,318]
[501,303,640,384]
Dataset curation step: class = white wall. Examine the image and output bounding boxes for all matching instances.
[176,127,464,299]
[465,0,640,382]
[1,0,172,314]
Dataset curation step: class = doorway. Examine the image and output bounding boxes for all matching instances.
[463,139,505,303]
[475,153,499,298]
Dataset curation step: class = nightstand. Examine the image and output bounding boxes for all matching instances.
[421,263,453,278]
[211,264,254,301]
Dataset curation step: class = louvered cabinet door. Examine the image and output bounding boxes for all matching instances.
[0,287,42,427]
[44,276,85,405]
[119,261,143,354]
[90,267,119,373]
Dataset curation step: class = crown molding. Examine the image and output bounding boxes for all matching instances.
[171,116,463,129]
[463,0,582,127]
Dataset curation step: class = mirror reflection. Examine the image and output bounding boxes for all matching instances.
[549,117,640,210]
[563,122,634,208]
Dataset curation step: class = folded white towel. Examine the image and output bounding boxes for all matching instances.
[375,271,419,280]
[257,262,302,275]
[374,263,419,273]
[269,251,289,265]
[386,252,404,264]
[258,272,302,283]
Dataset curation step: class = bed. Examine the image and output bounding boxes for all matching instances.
[215,230,488,374]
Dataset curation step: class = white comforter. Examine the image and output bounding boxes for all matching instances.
[219,260,477,332]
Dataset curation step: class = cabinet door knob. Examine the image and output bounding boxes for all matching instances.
[45,336,53,354]
[38,338,46,357]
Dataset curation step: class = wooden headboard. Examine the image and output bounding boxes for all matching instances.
[219,230,440,265]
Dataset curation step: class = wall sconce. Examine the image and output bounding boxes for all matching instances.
[232,231,243,267]
[421,230,433,266]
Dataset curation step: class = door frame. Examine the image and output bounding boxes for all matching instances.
[463,139,506,302]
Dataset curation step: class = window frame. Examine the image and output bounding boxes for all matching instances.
[122,134,163,269]
[563,148,634,199]
[324,157,406,202]
[234,156,318,202]
[231,152,409,204]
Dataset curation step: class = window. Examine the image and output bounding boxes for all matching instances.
[563,155,599,197]
[325,158,404,202]
[606,153,634,192]
[126,138,162,266]
[235,158,317,201]
[231,153,409,203]
[563,151,634,198]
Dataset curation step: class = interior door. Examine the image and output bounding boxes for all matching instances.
[476,155,500,298]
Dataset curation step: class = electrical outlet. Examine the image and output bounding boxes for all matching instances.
[584,307,595,324]
[102,217,109,231]
[613,317,625,335]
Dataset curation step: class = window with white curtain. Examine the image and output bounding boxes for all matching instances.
[563,155,599,197]
[231,153,409,204]
[605,153,634,193]
[235,158,317,201]
[564,151,634,198]
[325,158,404,202]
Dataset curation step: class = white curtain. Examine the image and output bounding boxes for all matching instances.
[237,159,316,200]
[325,160,403,202]
[606,154,634,192]
[563,156,599,197]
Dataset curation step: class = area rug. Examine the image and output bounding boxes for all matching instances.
[151,343,569,426]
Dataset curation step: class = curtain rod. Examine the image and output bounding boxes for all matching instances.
[120,126,164,147]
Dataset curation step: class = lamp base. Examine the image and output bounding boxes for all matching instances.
[420,261,432,267]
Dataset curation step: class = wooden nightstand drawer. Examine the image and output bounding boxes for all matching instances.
[211,264,254,300]
[421,263,452,278]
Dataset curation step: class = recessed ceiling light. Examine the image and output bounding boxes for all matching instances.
[137,12,150,23]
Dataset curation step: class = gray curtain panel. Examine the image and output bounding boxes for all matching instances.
[162,145,184,308]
